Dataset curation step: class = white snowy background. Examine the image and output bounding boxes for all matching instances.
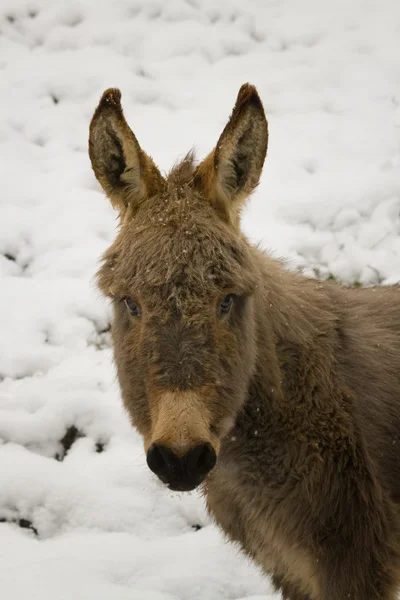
[0,0,400,598]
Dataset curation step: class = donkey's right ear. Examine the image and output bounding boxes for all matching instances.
[89,89,164,217]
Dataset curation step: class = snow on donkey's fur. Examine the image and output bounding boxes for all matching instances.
[89,84,400,599]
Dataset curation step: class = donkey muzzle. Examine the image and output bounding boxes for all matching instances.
[146,442,217,491]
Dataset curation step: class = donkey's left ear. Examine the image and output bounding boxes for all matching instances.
[194,83,268,228]
[89,88,164,218]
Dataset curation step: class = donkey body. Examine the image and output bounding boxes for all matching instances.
[89,84,400,599]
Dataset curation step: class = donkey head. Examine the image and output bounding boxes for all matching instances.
[89,84,268,491]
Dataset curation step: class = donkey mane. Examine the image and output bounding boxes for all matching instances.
[166,151,197,187]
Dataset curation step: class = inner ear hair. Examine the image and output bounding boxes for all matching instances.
[193,83,268,227]
[89,88,164,216]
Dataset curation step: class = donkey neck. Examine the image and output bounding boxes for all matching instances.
[219,254,341,479]
[257,252,340,402]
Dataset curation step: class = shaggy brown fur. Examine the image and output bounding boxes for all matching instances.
[89,83,400,599]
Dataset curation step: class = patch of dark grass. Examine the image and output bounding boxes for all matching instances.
[95,442,105,453]
[55,425,84,461]
[0,517,38,536]
[55,426,106,459]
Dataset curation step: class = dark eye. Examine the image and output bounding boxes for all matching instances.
[124,297,141,318]
[219,294,234,314]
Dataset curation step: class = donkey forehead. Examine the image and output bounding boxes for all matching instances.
[107,215,255,301]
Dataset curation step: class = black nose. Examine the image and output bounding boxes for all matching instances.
[146,442,217,491]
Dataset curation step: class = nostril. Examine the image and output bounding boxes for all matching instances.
[146,443,162,474]
[187,442,217,476]
[146,443,174,480]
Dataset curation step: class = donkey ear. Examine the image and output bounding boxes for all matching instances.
[89,88,164,216]
[194,83,268,227]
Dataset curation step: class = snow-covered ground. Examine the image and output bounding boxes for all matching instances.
[0,1,400,598]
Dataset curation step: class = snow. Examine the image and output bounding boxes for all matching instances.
[0,0,400,598]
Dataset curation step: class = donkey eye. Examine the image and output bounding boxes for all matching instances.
[219,294,234,314]
[124,297,141,318]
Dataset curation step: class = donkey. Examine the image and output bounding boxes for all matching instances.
[89,83,400,599]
